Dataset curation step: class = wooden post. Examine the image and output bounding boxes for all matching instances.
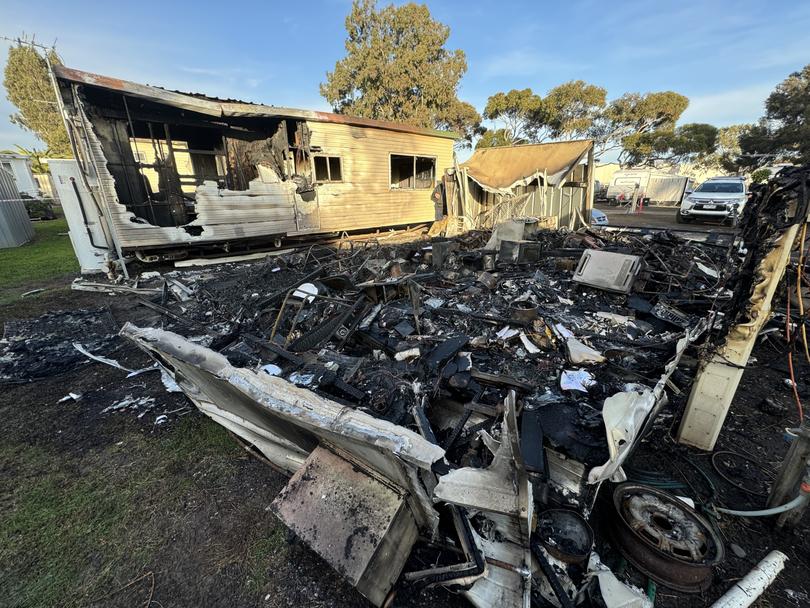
[461,167,472,229]
[677,225,800,450]
[769,425,810,528]
[584,145,595,229]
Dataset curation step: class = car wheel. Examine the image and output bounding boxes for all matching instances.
[676,213,692,224]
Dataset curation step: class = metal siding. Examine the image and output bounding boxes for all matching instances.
[0,169,34,249]
[467,180,587,231]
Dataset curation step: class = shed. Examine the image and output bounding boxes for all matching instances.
[449,140,595,231]
[0,153,40,198]
[0,167,35,248]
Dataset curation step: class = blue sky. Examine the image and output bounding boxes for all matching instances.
[1,0,809,154]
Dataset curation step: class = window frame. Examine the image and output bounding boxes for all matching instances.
[388,153,437,191]
[312,154,344,183]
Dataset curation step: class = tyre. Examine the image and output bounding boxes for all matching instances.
[676,212,692,224]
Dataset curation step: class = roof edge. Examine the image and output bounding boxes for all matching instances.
[53,65,459,140]
[469,138,594,152]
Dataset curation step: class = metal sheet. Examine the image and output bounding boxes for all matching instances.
[120,323,444,532]
[272,445,417,606]
[0,168,34,249]
[573,250,642,293]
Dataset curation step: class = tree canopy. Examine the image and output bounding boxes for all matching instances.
[475,128,514,149]
[476,85,705,165]
[699,124,751,173]
[738,64,810,167]
[3,42,71,158]
[621,122,718,166]
[588,91,689,160]
[543,80,606,140]
[481,88,544,146]
[321,0,480,146]
[478,82,606,148]
[321,3,721,164]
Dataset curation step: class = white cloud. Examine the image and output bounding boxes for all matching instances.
[679,83,775,126]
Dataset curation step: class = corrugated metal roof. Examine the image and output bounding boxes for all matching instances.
[53,66,458,140]
[460,140,593,191]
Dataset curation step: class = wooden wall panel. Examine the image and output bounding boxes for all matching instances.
[303,121,454,234]
[84,106,454,250]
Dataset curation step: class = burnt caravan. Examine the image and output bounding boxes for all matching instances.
[52,66,455,271]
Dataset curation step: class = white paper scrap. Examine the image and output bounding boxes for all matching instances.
[561,369,596,392]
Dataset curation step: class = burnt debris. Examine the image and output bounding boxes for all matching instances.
[8,185,806,607]
[110,219,742,607]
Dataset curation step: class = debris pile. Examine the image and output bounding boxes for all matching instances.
[100,218,747,608]
[0,309,119,382]
[5,169,810,607]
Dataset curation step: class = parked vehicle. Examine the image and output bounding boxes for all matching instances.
[678,176,747,226]
[606,169,692,207]
[593,179,608,203]
[590,208,609,226]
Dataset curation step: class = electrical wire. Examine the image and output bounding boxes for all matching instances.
[797,223,810,363]
[786,271,805,424]
[711,450,773,497]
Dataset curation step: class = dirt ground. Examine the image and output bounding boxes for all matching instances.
[1,246,808,607]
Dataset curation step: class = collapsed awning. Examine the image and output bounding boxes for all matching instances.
[460,140,593,193]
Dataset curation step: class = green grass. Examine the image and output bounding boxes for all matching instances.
[246,526,287,590]
[0,416,259,608]
[0,216,79,288]
[0,445,146,606]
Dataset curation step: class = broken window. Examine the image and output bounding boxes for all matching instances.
[415,156,435,189]
[313,155,343,183]
[390,155,436,190]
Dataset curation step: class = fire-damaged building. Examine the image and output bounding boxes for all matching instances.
[50,67,602,277]
[51,66,455,271]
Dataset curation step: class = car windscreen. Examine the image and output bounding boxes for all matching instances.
[695,182,743,193]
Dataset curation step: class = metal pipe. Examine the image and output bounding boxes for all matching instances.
[718,465,810,517]
[716,492,809,517]
[709,550,787,608]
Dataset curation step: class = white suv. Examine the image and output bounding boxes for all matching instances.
[678,177,747,226]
